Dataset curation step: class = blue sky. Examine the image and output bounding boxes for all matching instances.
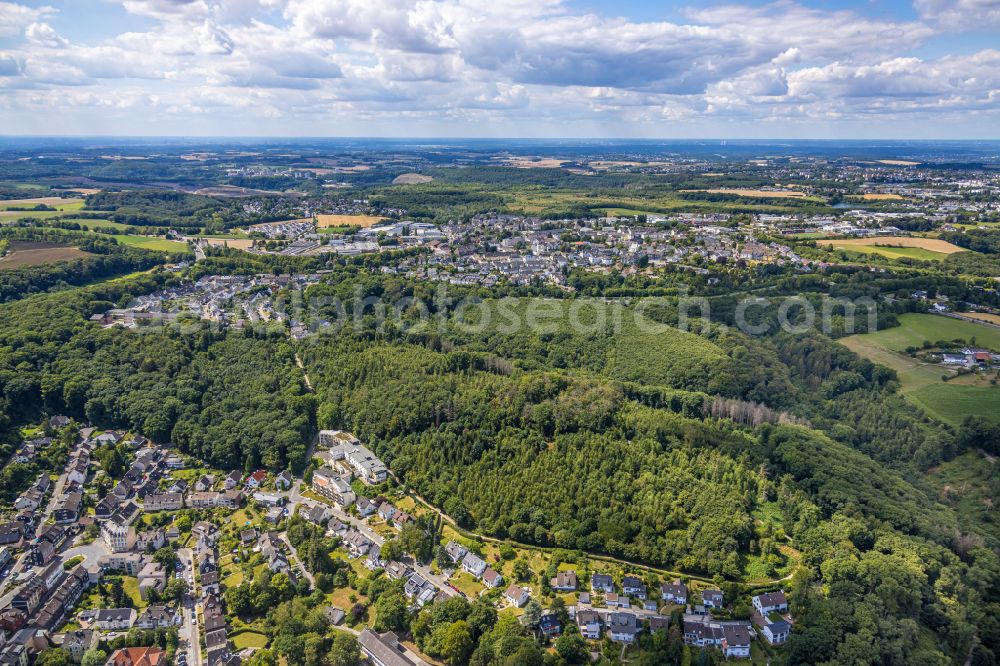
[0,0,997,138]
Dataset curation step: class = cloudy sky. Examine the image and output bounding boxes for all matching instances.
[0,0,997,138]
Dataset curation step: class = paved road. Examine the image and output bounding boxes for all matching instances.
[178,548,202,666]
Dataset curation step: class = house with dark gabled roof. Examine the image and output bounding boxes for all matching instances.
[753,590,787,615]
[591,574,614,594]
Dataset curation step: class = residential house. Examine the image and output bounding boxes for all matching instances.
[343,530,374,558]
[539,613,561,637]
[194,475,215,492]
[357,629,417,666]
[274,471,293,490]
[29,543,55,567]
[607,612,642,643]
[576,609,603,639]
[461,552,487,578]
[135,606,180,630]
[622,576,647,600]
[137,562,166,599]
[721,626,752,658]
[504,584,530,608]
[94,608,137,631]
[107,647,165,666]
[95,494,121,519]
[660,581,688,605]
[220,490,243,509]
[54,492,82,524]
[63,630,97,662]
[223,471,242,491]
[444,541,468,564]
[550,570,577,592]
[384,562,409,580]
[376,502,397,522]
[591,574,614,594]
[315,607,342,629]
[356,497,375,517]
[251,492,285,507]
[244,470,267,489]
[188,492,221,509]
[762,619,791,645]
[753,590,788,615]
[391,511,413,530]
[403,574,437,608]
[192,521,219,548]
[135,528,167,551]
[143,493,183,512]
[482,568,503,589]
[702,589,724,609]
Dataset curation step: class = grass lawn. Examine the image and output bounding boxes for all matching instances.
[871,314,1000,350]
[448,571,484,597]
[840,314,1000,425]
[230,631,268,649]
[122,577,147,610]
[909,384,1000,426]
[112,234,189,252]
[223,572,245,588]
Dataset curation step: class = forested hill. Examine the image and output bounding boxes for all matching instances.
[0,274,315,472]
[296,294,1000,665]
[0,270,996,664]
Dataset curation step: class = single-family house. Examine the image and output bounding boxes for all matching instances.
[622,576,646,600]
[591,574,614,594]
[762,619,790,645]
[550,570,577,592]
[577,609,603,639]
[660,581,688,605]
[482,568,503,589]
[703,589,724,609]
[461,552,487,578]
[607,612,642,643]
[504,584,530,608]
[93,608,137,631]
[753,590,788,615]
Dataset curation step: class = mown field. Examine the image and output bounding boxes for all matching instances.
[315,214,386,228]
[840,314,1000,425]
[819,236,965,262]
[111,234,189,252]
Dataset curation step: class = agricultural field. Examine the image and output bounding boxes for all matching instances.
[0,241,89,269]
[0,196,86,209]
[819,236,965,262]
[958,312,1000,326]
[111,234,189,252]
[859,314,1000,351]
[52,218,134,231]
[859,193,904,200]
[315,214,386,228]
[840,314,1000,425]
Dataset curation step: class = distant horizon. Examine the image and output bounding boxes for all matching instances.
[1,136,998,143]
[0,1,998,138]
